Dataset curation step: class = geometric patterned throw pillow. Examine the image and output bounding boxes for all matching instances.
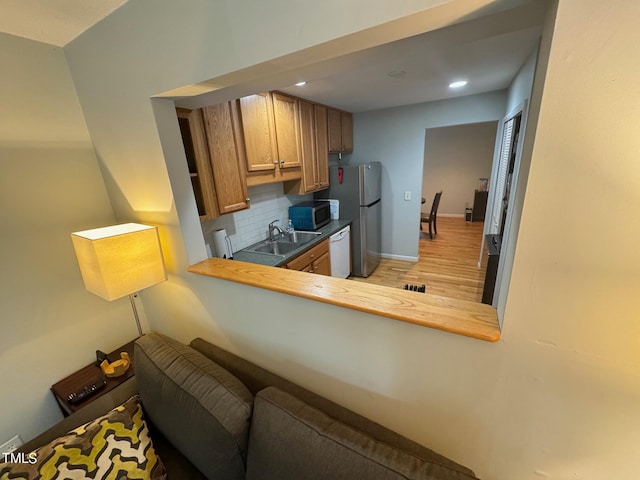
[0,395,166,480]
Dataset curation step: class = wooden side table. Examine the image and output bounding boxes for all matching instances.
[51,340,136,417]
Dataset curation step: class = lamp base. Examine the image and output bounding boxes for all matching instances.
[129,293,143,337]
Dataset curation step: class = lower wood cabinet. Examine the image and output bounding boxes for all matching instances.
[285,239,331,275]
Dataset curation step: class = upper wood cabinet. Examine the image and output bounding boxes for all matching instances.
[285,100,329,194]
[179,93,351,207]
[327,108,353,153]
[237,93,278,172]
[237,93,302,187]
[176,108,219,220]
[341,111,353,152]
[201,102,250,215]
[271,92,302,169]
[314,104,329,188]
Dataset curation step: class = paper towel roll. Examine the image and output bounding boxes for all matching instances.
[213,229,233,259]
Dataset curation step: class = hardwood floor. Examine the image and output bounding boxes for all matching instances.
[351,217,488,303]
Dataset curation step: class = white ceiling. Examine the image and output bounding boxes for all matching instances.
[277,1,548,112]
[0,0,127,46]
[0,0,548,112]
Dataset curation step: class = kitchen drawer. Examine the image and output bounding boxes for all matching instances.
[286,239,330,274]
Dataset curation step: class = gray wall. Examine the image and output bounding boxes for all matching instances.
[352,92,506,260]
[422,121,498,218]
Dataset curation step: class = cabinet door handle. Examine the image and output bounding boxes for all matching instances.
[310,254,315,259]
[246,197,251,203]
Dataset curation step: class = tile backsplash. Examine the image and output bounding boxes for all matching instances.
[201,183,312,257]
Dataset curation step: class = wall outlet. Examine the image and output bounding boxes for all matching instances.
[404,191,411,201]
[0,435,23,456]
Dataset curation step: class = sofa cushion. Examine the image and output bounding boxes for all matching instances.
[246,387,479,480]
[0,395,165,480]
[135,333,253,480]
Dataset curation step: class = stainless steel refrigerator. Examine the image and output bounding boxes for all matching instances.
[317,162,381,277]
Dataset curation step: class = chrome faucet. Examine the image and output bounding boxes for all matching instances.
[268,220,284,241]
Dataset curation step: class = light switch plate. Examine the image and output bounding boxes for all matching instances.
[404,191,411,201]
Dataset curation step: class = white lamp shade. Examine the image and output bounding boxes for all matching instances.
[71,223,167,301]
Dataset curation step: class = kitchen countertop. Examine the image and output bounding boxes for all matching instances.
[233,219,352,267]
[188,257,500,342]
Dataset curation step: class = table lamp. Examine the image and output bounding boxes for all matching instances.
[70,223,167,337]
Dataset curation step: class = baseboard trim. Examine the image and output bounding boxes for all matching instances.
[437,213,465,218]
[380,253,419,262]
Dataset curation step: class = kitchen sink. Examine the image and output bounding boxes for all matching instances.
[280,231,322,244]
[255,241,300,255]
[241,230,323,257]
[245,240,300,256]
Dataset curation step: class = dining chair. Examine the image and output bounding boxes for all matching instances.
[420,191,442,239]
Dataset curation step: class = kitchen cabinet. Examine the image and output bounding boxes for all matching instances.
[237,93,278,172]
[314,104,330,188]
[176,108,219,220]
[201,102,250,215]
[285,239,331,275]
[284,100,329,194]
[271,92,302,169]
[237,93,302,187]
[327,108,353,154]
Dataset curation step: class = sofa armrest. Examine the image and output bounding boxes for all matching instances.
[18,377,138,454]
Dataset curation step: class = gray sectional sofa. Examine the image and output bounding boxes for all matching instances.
[15,333,480,479]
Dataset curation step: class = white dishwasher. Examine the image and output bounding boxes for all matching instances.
[329,225,351,278]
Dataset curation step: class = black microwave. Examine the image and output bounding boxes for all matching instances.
[288,201,331,231]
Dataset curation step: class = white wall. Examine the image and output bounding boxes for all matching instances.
[423,121,498,217]
[353,92,506,258]
[0,33,144,442]
[19,0,640,479]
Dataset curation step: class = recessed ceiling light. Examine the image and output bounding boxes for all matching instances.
[449,80,468,89]
[295,81,307,87]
